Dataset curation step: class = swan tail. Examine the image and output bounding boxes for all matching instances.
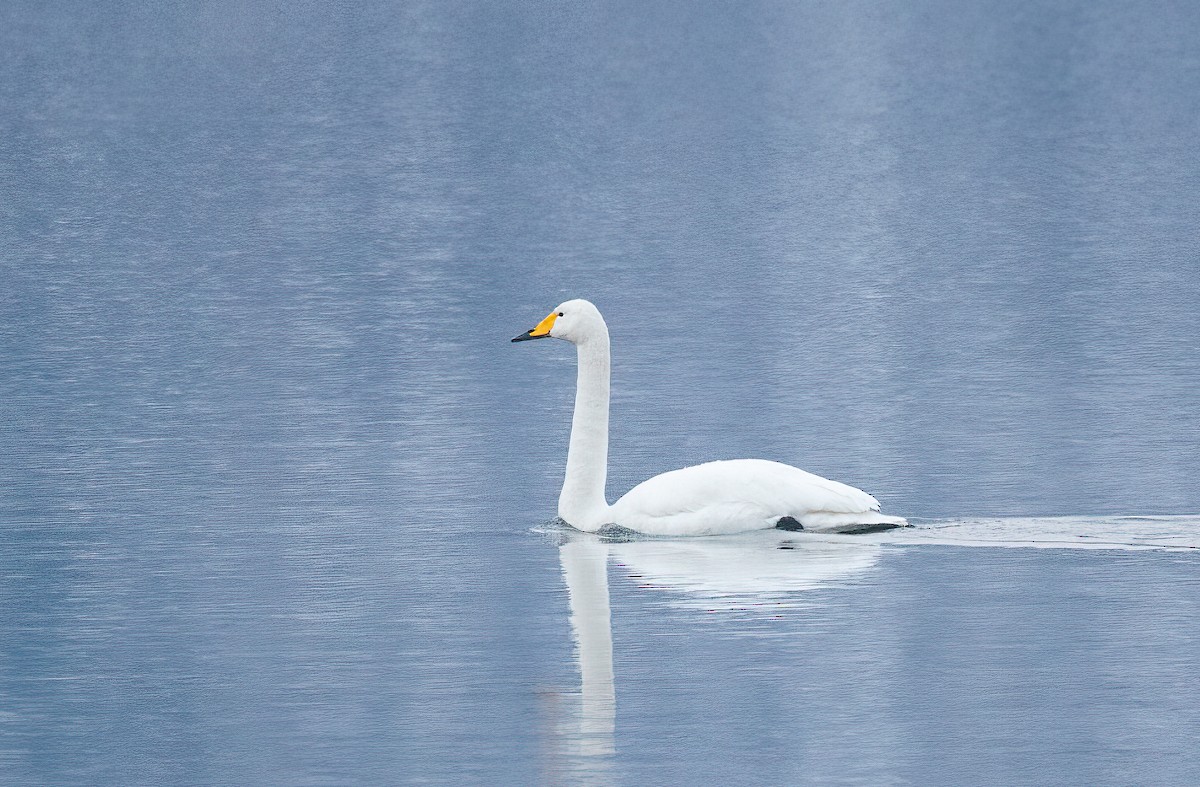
[786,510,910,534]
[832,520,908,535]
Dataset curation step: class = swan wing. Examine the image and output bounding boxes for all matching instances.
[609,459,891,536]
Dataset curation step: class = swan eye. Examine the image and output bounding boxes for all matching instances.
[558,312,564,317]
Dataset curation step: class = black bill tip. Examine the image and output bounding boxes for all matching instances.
[511,330,548,342]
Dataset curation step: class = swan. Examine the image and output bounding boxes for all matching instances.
[513,299,907,536]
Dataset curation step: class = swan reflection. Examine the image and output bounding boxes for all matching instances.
[559,538,616,758]
[553,528,883,769]
[607,531,882,613]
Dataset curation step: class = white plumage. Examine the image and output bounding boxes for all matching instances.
[611,459,903,536]
[513,299,906,536]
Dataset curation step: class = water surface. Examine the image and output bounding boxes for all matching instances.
[3,1,1199,784]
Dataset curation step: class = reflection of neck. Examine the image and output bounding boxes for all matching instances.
[559,334,610,530]
[559,538,614,755]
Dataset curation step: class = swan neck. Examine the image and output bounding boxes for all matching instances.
[559,334,611,530]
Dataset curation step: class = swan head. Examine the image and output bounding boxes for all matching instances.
[511,299,608,345]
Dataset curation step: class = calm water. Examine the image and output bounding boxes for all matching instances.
[3,1,1199,784]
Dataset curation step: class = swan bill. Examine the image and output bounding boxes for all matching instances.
[511,311,559,342]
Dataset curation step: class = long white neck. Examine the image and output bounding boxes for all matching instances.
[558,329,611,530]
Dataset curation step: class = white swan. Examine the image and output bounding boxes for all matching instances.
[513,299,907,536]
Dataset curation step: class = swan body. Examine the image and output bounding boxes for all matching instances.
[609,459,904,536]
[513,299,906,536]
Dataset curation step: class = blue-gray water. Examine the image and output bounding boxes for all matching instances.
[3,2,1199,784]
